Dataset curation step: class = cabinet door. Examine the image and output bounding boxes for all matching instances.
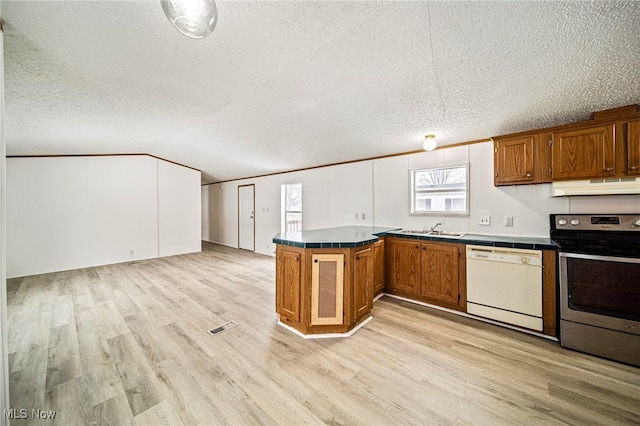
[311,254,344,326]
[276,249,301,322]
[389,240,421,294]
[627,120,640,175]
[373,240,385,295]
[494,136,535,185]
[552,125,615,179]
[420,243,459,306]
[353,247,373,321]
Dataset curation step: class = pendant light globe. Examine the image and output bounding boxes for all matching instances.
[161,0,218,39]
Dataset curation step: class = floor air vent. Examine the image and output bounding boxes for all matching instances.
[208,320,239,336]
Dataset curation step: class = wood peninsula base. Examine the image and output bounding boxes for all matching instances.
[273,226,395,336]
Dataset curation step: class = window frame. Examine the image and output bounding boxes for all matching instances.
[409,164,470,216]
[281,182,302,233]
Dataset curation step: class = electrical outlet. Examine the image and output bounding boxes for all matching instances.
[362,212,366,220]
[479,215,491,226]
[355,213,359,220]
[504,216,514,227]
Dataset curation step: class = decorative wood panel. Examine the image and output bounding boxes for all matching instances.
[311,253,344,325]
[542,250,557,337]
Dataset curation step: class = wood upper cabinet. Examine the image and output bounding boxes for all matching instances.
[492,105,640,185]
[276,248,302,323]
[373,240,385,296]
[420,243,459,306]
[388,239,421,294]
[353,247,373,322]
[626,120,640,175]
[494,132,551,186]
[494,135,534,185]
[551,124,615,180]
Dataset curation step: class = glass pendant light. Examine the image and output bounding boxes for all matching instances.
[423,134,437,151]
[161,0,218,39]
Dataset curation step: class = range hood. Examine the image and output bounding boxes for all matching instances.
[551,177,640,196]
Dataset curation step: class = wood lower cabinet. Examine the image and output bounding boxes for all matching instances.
[388,239,421,294]
[275,243,374,335]
[387,238,466,312]
[373,239,385,296]
[353,247,373,322]
[311,253,344,326]
[552,125,615,180]
[420,243,459,306]
[276,248,302,323]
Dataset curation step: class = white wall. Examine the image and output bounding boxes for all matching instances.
[158,160,201,257]
[88,156,158,266]
[204,141,640,257]
[7,155,201,278]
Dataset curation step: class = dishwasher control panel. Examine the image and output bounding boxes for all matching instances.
[466,246,541,266]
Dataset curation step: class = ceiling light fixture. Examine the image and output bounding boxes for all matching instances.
[423,134,437,151]
[161,0,218,39]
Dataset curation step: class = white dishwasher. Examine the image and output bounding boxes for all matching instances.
[466,245,543,331]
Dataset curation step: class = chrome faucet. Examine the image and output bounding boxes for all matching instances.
[430,222,442,232]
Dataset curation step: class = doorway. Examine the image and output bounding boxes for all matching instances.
[238,184,255,251]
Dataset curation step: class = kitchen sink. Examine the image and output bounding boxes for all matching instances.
[398,230,465,238]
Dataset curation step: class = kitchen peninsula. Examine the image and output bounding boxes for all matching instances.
[273,226,396,337]
[273,225,559,338]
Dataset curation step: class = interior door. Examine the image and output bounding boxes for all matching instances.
[238,184,255,251]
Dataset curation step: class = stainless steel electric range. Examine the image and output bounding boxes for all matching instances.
[550,214,640,367]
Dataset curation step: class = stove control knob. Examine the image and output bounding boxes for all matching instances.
[558,219,568,226]
[634,219,640,227]
[570,219,580,226]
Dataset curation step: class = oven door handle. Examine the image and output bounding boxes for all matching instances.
[559,251,640,264]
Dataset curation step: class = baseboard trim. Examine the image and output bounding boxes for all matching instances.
[380,293,558,342]
[277,316,373,339]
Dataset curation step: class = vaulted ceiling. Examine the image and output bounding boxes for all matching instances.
[4,1,640,183]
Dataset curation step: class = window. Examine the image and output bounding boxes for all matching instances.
[410,165,469,215]
[281,183,302,233]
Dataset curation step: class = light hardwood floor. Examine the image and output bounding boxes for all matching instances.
[7,242,640,425]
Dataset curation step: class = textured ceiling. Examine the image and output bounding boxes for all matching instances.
[3,1,640,183]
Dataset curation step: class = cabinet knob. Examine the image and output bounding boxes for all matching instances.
[630,165,639,170]
[314,259,318,263]
[422,246,427,250]
[356,256,360,260]
[526,173,532,177]
[605,167,614,171]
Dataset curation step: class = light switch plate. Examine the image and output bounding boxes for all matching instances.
[505,216,514,227]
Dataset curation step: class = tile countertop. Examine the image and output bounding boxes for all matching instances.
[273,226,559,251]
[272,226,401,248]
[383,230,559,251]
